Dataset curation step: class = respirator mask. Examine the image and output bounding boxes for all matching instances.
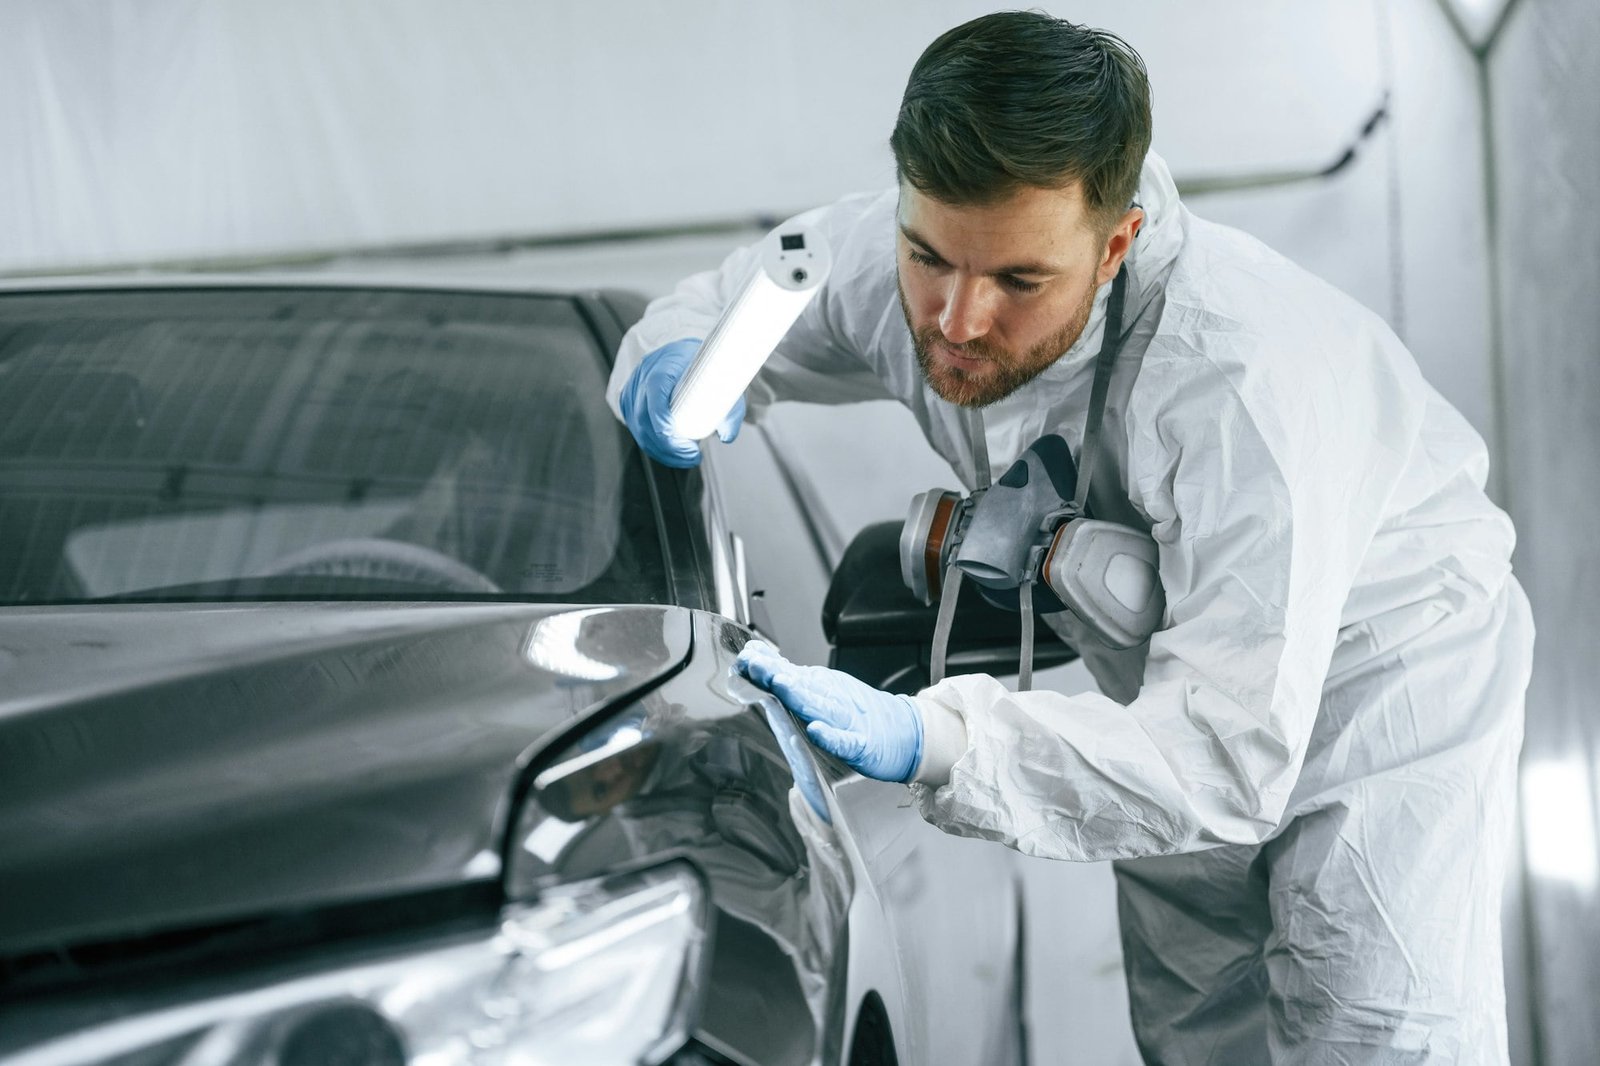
[898,267,1166,690]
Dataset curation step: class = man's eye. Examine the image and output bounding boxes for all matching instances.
[906,248,943,268]
[999,275,1042,294]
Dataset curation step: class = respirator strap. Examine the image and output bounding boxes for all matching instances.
[1013,268,1125,688]
[1018,578,1035,691]
[929,562,964,685]
[965,406,992,490]
[1073,265,1130,515]
[933,267,1129,690]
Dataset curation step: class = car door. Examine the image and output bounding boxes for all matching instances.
[702,429,1024,1064]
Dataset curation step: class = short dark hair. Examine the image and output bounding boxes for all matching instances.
[889,11,1152,231]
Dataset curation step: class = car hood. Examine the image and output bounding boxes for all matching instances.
[0,602,692,956]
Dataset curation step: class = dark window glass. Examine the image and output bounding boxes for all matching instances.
[0,288,670,605]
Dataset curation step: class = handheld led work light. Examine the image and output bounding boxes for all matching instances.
[668,221,833,441]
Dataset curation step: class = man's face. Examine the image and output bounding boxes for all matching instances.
[895,180,1140,407]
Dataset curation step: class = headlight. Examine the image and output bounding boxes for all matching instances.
[16,864,710,1066]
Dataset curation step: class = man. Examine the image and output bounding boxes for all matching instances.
[607,12,1533,1064]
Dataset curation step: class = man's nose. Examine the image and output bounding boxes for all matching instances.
[939,277,993,344]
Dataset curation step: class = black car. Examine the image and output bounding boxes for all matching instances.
[0,281,1029,1066]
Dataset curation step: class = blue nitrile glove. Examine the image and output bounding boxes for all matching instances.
[618,339,747,469]
[736,640,924,783]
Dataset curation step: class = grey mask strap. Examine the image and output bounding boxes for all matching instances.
[928,562,963,685]
[1072,265,1130,515]
[940,270,1125,692]
[932,408,984,687]
[1018,578,1035,691]
[965,406,991,490]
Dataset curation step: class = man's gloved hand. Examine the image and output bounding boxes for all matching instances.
[618,339,747,468]
[736,640,924,783]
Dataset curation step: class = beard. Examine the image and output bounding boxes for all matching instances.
[898,276,1097,408]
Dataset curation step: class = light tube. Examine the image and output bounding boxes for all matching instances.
[669,221,832,441]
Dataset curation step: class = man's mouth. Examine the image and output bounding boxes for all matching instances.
[937,342,991,370]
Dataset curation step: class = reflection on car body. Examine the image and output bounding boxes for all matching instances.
[0,280,1023,1066]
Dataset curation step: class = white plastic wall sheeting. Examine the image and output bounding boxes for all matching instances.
[4,0,1382,277]
[8,0,1497,462]
[1490,0,1600,1062]
[1386,0,1501,464]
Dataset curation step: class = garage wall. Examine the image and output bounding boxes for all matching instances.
[1489,0,1600,1062]
[0,2,1398,264]
[1,0,1496,439]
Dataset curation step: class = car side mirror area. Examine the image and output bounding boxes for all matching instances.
[822,521,1079,695]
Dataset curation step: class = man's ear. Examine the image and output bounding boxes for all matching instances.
[1097,207,1144,286]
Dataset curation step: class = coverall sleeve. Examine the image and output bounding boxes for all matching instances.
[909,352,1394,861]
[605,192,899,423]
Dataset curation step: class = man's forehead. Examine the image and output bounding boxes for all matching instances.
[896,181,1095,273]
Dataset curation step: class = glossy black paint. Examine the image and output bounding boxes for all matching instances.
[513,611,851,1066]
[0,601,690,956]
[0,603,852,1066]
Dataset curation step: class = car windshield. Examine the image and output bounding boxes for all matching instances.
[0,287,671,605]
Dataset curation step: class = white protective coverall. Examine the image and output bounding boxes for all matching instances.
[607,152,1534,1064]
